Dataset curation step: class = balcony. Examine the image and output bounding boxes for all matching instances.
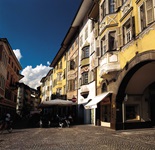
[55,68,63,73]
[81,58,89,67]
[99,51,121,78]
[99,13,118,34]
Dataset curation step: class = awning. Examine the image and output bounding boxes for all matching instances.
[39,99,75,107]
[84,91,112,109]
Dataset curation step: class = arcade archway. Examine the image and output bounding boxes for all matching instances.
[115,51,155,129]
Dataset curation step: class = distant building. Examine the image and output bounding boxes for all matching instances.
[40,69,53,102]
[16,82,40,117]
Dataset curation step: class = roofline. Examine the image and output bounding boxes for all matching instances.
[0,38,22,70]
[50,0,94,67]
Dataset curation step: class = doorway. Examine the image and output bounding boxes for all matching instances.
[150,94,155,126]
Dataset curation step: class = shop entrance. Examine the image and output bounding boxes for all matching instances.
[116,57,155,129]
[150,95,155,126]
[149,82,155,126]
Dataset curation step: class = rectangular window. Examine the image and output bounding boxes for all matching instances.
[109,31,116,51]
[5,88,12,100]
[126,105,139,121]
[56,88,62,95]
[59,61,62,69]
[139,0,154,32]
[101,36,106,55]
[140,4,146,31]
[68,80,75,91]
[146,0,154,24]
[57,73,62,81]
[70,60,75,70]
[123,19,132,44]
[82,46,89,59]
[109,0,115,13]
[101,1,106,20]
[82,72,88,85]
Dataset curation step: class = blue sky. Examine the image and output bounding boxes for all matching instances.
[0,0,81,88]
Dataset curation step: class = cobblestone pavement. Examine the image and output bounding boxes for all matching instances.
[0,125,155,150]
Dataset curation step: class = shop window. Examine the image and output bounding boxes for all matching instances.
[101,105,111,122]
[126,105,139,121]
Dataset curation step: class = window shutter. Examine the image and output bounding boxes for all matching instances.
[75,78,77,90]
[118,27,123,48]
[96,40,100,57]
[140,4,146,31]
[88,71,91,83]
[129,16,135,39]
[67,61,70,71]
[146,0,154,24]
[94,22,99,38]
[116,0,122,10]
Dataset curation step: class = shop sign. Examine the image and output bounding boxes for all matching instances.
[100,97,110,105]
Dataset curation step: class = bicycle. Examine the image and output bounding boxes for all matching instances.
[0,120,13,134]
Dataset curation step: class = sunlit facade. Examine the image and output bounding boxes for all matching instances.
[41,0,155,130]
[0,38,23,116]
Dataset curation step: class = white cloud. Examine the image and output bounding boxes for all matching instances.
[47,61,50,65]
[20,64,51,89]
[13,49,22,61]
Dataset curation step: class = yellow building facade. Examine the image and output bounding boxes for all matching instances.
[51,54,67,99]
[93,0,155,129]
[41,0,155,130]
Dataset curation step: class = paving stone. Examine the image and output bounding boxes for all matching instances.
[0,125,155,150]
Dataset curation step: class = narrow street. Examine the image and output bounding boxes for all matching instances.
[0,125,155,150]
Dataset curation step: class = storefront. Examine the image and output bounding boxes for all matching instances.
[100,97,111,127]
[84,91,112,126]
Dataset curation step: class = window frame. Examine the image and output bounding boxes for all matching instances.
[125,104,140,121]
[81,72,88,85]
[82,46,89,59]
